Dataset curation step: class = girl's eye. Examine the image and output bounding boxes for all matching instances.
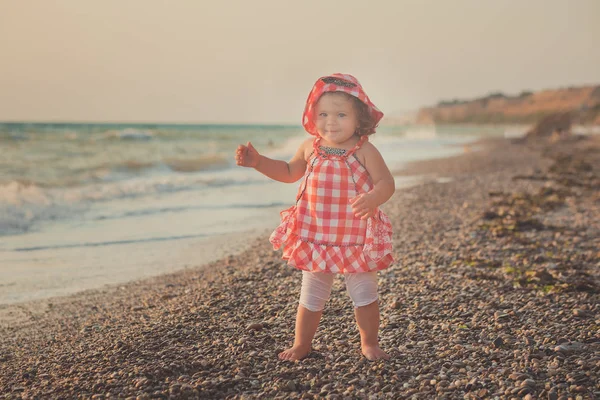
[338,113,347,118]
[319,113,327,117]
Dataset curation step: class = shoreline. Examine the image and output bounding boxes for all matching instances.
[0,228,270,306]
[0,129,478,306]
[0,169,452,308]
[0,136,475,307]
[1,136,598,399]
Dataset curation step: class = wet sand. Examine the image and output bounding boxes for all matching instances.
[1,136,598,399]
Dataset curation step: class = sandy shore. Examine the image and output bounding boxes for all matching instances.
[1,136,598,399]
[0,228,272,306]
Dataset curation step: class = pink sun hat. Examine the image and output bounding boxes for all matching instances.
[302,73,384,136]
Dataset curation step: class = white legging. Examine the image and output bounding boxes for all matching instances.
[299,270,379,312]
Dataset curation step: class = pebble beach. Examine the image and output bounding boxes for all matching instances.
[1,135,598,399]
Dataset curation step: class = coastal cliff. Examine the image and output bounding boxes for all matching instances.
[416,85,600,125]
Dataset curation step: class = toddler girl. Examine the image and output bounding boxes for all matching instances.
[235,74,395,361]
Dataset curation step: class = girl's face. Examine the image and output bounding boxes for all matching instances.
[314,93,359,147]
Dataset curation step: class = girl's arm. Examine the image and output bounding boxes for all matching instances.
[236,139,311,183]
[350,142,395,219]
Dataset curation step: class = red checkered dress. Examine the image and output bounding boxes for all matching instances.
[269,136,394,274]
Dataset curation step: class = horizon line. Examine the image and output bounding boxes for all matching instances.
[0,120,303,127]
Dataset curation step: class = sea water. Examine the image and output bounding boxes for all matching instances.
[0,123,508,304]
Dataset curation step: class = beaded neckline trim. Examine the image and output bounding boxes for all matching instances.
[319,146,347,156]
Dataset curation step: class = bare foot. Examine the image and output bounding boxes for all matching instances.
[278,344,311,361]
[362,344,390,361]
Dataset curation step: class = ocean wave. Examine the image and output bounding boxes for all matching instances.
[0,181,52,206]
[0,152,233,190]
[103,128,154,140]
[262,135,307,159]
[0,172,266,235]
[165,154,230,172]
[117,160,156,171]
[13,233,210,252]
[0,131,30,142]
[0,181,85,235]
[92,201,289,221]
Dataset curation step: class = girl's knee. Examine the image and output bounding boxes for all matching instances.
[353,297,378,309]
[299,302,325,312]
[345,272,378,308]
[299,271,334,312]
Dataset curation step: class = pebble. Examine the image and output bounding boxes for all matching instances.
[247,323,264,331]
[1,137,598,399]
[521,379,536,388]
[572,309,591,318]
[494,312,509,320]
[554,342,585,355]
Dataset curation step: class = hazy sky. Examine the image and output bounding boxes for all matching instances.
[1,0,598,124]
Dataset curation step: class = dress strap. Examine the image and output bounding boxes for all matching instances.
[312,136,322,154]
[345,135,368,157]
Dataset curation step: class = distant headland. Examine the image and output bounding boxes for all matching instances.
[414,84,600,125]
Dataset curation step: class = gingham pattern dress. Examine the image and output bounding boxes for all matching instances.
[269,136,394,274]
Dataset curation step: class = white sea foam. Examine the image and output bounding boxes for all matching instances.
[261,134,307,159]
[0,167,266,235]
[0,123,496,305]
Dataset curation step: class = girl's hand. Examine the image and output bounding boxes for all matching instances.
[235,141,261,168]
[350,193,378,220]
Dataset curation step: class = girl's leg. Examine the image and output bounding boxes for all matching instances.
[345,272,390,361]
[278,271,334,361]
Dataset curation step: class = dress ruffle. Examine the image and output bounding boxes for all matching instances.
[269,205,297,251]
[269,206,393,274]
